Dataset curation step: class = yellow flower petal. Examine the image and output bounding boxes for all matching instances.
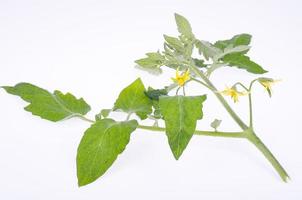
[219,86,247,103]
[172,68,190,87]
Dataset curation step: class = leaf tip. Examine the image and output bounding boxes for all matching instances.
[173,154,181,160]
[77,178,91,187]
[1,86,12,92]
[174,13,182,20]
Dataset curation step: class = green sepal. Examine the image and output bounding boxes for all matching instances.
[257,77,275,97]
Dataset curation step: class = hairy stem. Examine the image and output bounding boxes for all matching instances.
[189,65,248,130]
[188,64,289,182]
[246,130,290,182]
[248,93,253,128]
[75,115,245,138]
[138,125,245,138]
[74,115,95,123]
[248,79,257,128]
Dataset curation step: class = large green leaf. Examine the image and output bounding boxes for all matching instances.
[174,13,194,39]
[214,45,251,61]
[2,83,90,121]
[77,119,138,186]
[214,34,252,50]
[223,53,267,74]
[159,95,207,159]
[113,78,152,119]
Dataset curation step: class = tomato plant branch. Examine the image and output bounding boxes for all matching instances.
[76,115,245,138]
[189,64,248,130]
[138,125,245,138]
[187,64,289,182]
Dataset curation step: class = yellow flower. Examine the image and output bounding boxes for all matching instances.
[220,86,247,103]
[258,78,280,97]
[171,68,190,86]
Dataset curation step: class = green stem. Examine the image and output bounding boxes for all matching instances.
[248,93,253,128]
[246,130,290,182]
[74,114,95,123]
[126,113,133,121]
[182,86,186,96]
[75,115,245,138]
[138,125,245,138]
[234,82,249,91]
[191,78,213,90]
[189,65,248,130]
[248,79,257,128]
[188,64,289,182]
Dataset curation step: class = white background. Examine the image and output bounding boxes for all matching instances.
[1,0,302,199]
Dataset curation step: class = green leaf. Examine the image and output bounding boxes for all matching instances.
[95,109,111,121]
[145,87,168,101]
[174,13,194,39]
[223,53,268,74]
[193,58,207,68]
[145,87,169,119]
[210,119,222,131]
[135,65,163,75]
[77,119,138,186]
[2,83,90,122]
[101,109,111,118]
[195,40,223,61]
[135,52,165,75]
[164,35,184,52]
[113,78,152,119]
[214,45,251,61]
[214,34,252,50]
[159,95,207,159]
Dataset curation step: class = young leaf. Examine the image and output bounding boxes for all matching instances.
[174,13,194,39]
[101,109,111,118]
[145,87,168,101]
[2,83,90,122]
[223,53,268,74]
[135,65,163,75]
[211,119,222,131]
[159,95,207,159]
[195,40,223,61]
[164,35,184,52]
[95,109,111,121]
[214,34,252,50]
[135,52,165,75]
[77,119,138,186]
[113,78,152,119]
[193,58,207,68]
